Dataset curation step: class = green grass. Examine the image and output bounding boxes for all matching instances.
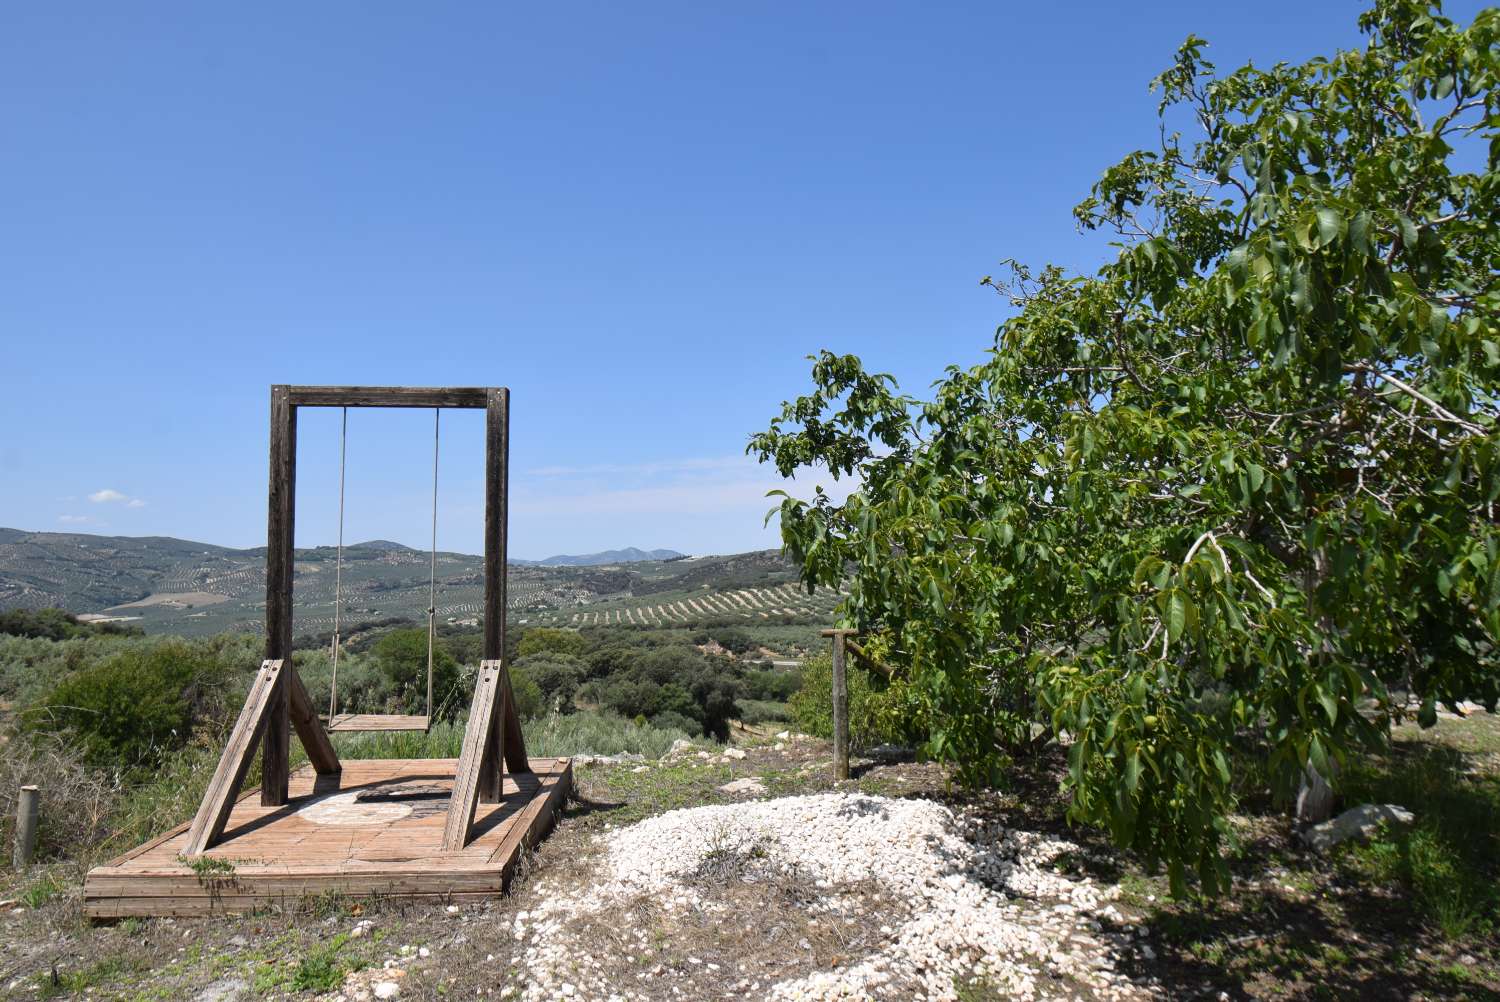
[19,870,66,908]
[34,956,149,999]
[1336,742,1500,939]
[737,698,793,725]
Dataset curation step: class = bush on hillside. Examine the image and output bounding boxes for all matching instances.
[0,608,142,641]
[789,653,917,750]
[370,628,462,718]
[25,642,209,772]
[518,627,588,660]
[513,653,584,714]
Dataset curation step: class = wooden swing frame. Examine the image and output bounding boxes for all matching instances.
[183,385,530,855]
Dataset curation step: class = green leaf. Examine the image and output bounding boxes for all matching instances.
[1166,590,1187,643]
[1315,207,1343,247]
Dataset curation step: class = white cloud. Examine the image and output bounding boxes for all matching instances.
[89,488,145,507]
[58,514,93,524]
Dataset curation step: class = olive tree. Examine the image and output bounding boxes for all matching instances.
[751,1,1499,892]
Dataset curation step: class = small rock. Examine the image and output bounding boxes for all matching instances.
[192,975,250,1002]
[1302,803,1415,851]
[718,777,767,795]
[373,982,401,1000]
[775,730,791,740]
[724,747,747,760]
[417,946,430,958]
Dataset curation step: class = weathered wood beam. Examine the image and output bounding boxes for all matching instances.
[286,386,490,408]
[442,659,507,850]
[184,660,285,854]
[287,667,340,774]
[262,385,295,805]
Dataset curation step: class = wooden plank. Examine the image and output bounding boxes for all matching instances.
[482,388,509,663]
[287,666,340,774]
[286,386,490,408]
[86,757,572,918]
[328,714,431,732]
[262,384,296,806]
[183,660,285,855]
[488,759,572,877]
[442,660,504,850]
[481,387,529,786]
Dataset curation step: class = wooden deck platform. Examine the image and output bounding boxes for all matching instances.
[84,757,571,918]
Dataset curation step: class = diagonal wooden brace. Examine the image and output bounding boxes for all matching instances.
[183,661,340,855]
[442,659,529,850]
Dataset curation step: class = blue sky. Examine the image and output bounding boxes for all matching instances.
[2,2,1483,558]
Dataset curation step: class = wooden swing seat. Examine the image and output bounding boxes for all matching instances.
[327,713,431,733]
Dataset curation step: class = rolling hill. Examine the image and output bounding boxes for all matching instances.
[0,529,836,637]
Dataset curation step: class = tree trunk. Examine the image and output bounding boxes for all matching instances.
[1296,761,1337,824]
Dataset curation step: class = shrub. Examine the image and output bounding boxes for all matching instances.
[25,642,206,772]
[745,668,801,702]
[513,653,584,714]
[370,628,461,717]
[789,653,917,749]
[0,608,142,641]
[649,710,700,734]
[505,665,545,721]
[737,699,792,725]
[518,627,588,660]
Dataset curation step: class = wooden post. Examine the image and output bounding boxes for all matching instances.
[822,629,855,781]
[14,785,39,867]
[479,387,528,804]
[262,385,295,806]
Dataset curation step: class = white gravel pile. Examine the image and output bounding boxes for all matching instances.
[516,793,1149,1002]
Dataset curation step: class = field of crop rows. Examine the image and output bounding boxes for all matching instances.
[556,580,846,627]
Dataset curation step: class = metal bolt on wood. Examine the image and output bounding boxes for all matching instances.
[14,784,39,867]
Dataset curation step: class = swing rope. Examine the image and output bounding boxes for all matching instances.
[329,407,347,720]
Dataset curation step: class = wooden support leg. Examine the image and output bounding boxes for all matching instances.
[185,660,285,855]
[443,659,506,850]
[261,669,290,805]
[288,667,340,775]
[500,670,531,775]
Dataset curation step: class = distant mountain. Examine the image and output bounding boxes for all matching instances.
[516,548,686,567]
[0,530,756,636]
[349,539,415,552]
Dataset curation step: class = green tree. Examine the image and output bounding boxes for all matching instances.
[518,627,588,660]
[514,653,585,713]
[370,628,461,716]
[752,2,1500,893]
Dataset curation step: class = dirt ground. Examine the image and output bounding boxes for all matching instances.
[2,717,1497,1001]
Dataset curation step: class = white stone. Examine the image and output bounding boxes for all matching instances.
[373,982,400,1000]
[1302,803,1415,851]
